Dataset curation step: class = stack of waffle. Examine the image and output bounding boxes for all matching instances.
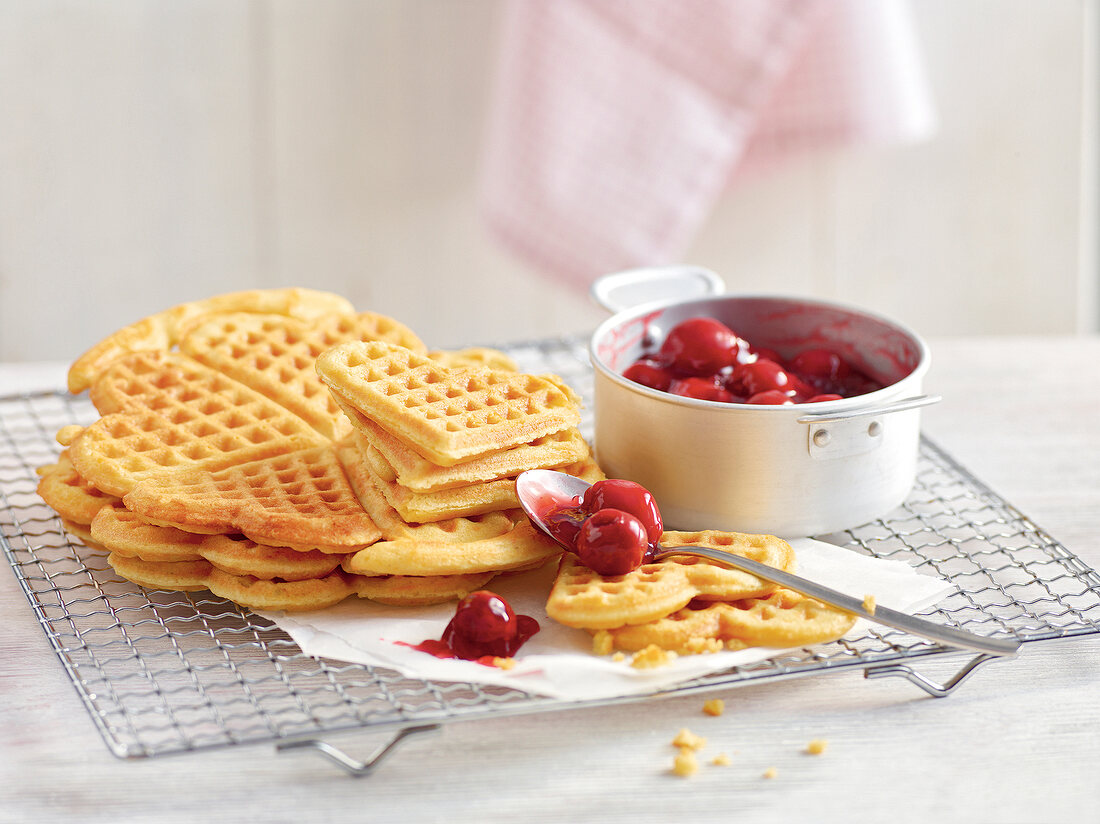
[37,288,597,612]
[316,341,603,583]
[546,531,856,654]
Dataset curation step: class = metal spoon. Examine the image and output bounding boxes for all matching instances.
[516,469,1020,657]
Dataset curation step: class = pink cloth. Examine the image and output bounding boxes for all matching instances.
[478,0,935,288]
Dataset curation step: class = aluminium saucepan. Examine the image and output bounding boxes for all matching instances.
[588,266,939,537]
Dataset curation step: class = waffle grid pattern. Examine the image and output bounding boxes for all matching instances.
[3,335,1100,760]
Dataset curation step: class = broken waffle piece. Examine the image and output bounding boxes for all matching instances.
[545,531,795,630]
[596,590,857,654]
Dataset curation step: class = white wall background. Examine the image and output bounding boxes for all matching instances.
[0,0,1095,361]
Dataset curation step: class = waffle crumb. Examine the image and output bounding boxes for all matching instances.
[685,637,724,654]
[631,644,677,669]
[491,657,516,670]
[592,630,614,656]
[672,728,707,751]
[612,651,626,662]
[672,747,699,777]
[862,594,876,615]
[711,753,732,767]
[762,766,778,779]
[806,738,828,755]
[702,698,725,717]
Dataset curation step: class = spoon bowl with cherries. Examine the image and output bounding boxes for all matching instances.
[516,469,1020,658]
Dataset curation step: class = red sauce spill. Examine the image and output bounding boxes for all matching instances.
[402,590,540,665]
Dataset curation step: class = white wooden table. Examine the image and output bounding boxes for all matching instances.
[3,337,1099,823]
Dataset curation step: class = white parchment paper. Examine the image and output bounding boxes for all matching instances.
[257,539,955,701]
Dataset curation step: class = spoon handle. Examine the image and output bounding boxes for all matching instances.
[652,545,1020,657]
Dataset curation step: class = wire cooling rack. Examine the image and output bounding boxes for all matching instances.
[3,336,1100,769]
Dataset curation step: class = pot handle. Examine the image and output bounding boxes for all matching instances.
[589,265,725,313]
[796,394,942,424]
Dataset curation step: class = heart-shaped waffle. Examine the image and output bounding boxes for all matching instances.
[362,444,603,524]
[426,347,519,372]
[41,288,592,611]
[71,350,326,497]
[342,520,561,578]
[36,451,122,527]
[180,312,426,439]
[316,341,581,466]
[122,444,381,553]
[91,505,345,580]
[352,421,590,493]
[337,443,563,576]
[107,554,214,593]
[352,571,498,606]
[108,553,355,610]
[68,288,355,394]
[546,531,796,630]
[106,553,498,609]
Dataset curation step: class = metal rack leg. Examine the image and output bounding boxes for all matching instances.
[276,724,442,777]
[863,653,1010,697]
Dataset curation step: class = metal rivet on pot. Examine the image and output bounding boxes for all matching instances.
[868,421,883,438]
[812,428,831,448]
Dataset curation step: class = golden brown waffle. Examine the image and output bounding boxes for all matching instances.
[107,552,499,609]
[316,341,581,466]
[41,288,597,614]
[338,440,522,543]
[36,453,122,526]
[361,447,520,522]
[343,520,560,577]
[353,423,590,493]
[371,453,604,524]
[91,505,344,580]
[122,444,381,553]
[91,505,204,562]
[61,520,105,551]
[427,347,519,372]
[180,312,426,440]
[108,554,354,610]
[108,553,214,593]
[109,550,354,608]
[352,571,498,606]
[336,441,585,575]
[546,531,796,630]
[596,589,857,653]
[205,567,356,611]
[68,288,355,394]
[70,351,326,497]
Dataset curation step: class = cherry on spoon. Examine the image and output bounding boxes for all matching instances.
[516,470,1019,658]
